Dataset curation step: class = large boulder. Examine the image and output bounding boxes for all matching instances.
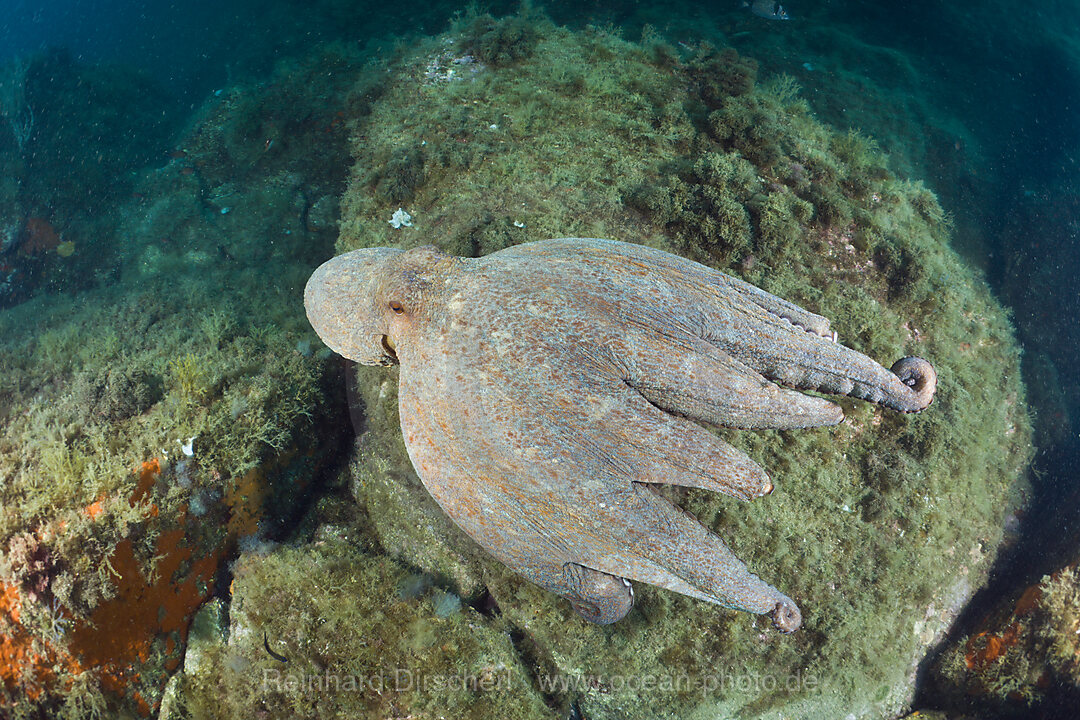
[332,13,1033,719]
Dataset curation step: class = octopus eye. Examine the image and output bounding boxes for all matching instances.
[388,300,404,315]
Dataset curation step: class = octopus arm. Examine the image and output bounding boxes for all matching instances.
[599,386,776,500]
[699,318,937,413]
[586,485,802,632]
[614,328,844,430]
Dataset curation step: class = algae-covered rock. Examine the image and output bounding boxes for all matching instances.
[332,13,1033,719]
[0,39,368,718]
[0,260,346,715]
[164,540,553,720]
[928,560,1080,712]
[0,9,1036,720]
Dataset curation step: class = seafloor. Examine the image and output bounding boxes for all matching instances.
[0,4,1074,719]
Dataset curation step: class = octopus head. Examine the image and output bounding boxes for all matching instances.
[305,245,449,365]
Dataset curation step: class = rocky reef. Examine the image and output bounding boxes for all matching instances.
[311,11,1031,719]
[0,8,1036,720]
[933,561,1075,708]
[925,558,1080,714]
[0,44,365,717]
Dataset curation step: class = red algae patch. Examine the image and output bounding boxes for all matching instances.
[18,217,61,255]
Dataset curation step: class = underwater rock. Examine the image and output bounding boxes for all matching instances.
[329,14,1032,719]
[928,559,1080,711]
[0,38,358,716]
[161,541,552,719]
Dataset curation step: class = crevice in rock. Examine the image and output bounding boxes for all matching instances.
[508,625,572,717]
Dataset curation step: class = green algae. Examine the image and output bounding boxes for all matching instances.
[458,9,544,67]
[338,16,699,257]
[162,539,553,720]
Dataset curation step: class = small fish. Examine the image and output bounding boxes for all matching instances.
[744,0,790,20]
[263,631,288,663]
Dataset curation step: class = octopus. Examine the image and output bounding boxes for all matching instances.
[304,238,936,632]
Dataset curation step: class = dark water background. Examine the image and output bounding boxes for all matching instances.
[2,0,1078,715]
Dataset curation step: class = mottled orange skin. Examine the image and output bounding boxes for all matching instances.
[305,238,937,631]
